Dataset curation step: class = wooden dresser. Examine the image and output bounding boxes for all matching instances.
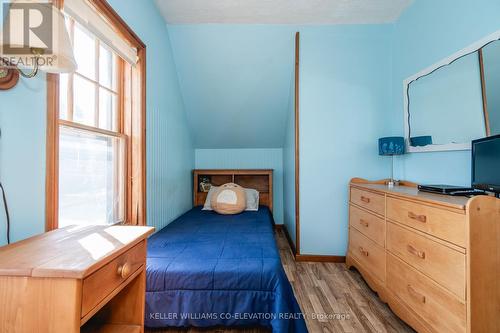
[347,178,500,333]
[0,225,154,333]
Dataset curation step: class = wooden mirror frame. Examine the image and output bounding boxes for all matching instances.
[403,29,500,153]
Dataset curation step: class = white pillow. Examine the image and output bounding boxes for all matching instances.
[202,186,218,210]
[244,188,259,211]
[202,186,259,211]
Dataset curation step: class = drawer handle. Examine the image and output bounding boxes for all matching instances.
[117,262,131,279]
[360,196,371,204]
[407,244,426,259]
[358,246,369,257]
[359,219,369,227]
[407,284,426,304]
[408,211,427,223]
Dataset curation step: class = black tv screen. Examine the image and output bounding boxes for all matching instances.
[472,134,500,193]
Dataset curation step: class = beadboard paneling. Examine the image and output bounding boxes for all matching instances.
[109,0,195,233]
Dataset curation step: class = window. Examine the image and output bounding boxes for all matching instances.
[58,20,125,227]
[46,0,146,230]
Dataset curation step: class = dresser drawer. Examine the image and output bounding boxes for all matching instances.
[350,187,385,215]
[349,227,385,282]
[387,222,465,300]
[81,240,146,317]
[387,197,466,247]
[387,253,466,333]
[349,204,385,247]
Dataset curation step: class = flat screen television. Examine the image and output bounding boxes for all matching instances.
[472,134,500,195]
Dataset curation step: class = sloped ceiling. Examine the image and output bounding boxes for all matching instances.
[168,25,296,148]
[155,0,413,24]
[163,1,413,149]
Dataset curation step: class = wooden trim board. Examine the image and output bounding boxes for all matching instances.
[194,169,273,175]
[45,73,60,231]
[294,31,301,256]
[295,254,346,263]
[478,48,491,137]
[280,224,343,263]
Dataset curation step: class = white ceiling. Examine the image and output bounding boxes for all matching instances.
[155,0,413,25]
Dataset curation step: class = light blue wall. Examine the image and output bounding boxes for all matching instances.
[168,25,295,148]
[283,75,296,247]
[0,76,47,245]
[195,148,283,224]
[168,24,393,256]
[392,0,500,186]
[298,26,393,255]
[0,0,47,245]
[0,0,194,245]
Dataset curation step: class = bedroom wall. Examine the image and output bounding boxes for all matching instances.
[0,0,194,245]
[195,148,284,225]
[298,25,393,255]
[0,0,46,245]
[173,24,393,255]
[169,25,297,229]
[0,75,47,245]
[392,0,500,186]
[108,0,194,233]
[167,25,295,149]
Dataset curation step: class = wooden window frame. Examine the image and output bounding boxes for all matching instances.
[64,20,122,131]
[46,0,146,230]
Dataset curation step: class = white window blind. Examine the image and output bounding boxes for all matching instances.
[63,0,138,65]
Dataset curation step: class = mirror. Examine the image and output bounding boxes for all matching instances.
[480,41,500,136]
[404,32,500,152]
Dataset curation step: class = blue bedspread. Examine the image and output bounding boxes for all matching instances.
[145,206,307,332]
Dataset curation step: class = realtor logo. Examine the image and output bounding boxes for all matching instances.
[3,2,53,55]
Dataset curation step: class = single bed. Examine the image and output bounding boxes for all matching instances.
[144,170,307,332]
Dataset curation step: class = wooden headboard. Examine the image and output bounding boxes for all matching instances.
[193,169,273,212]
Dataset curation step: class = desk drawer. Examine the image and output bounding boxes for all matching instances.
[349,227,385,282]
[387,253,466,333]
[349,204,385,247]
[81,240,146,317]
[387,197,466,247]
[350,187,385,215]
[387,222,465,300]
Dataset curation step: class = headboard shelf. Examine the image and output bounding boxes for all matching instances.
[193,169,273,211]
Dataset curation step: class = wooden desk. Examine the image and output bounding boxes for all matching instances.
[0,225,154,333]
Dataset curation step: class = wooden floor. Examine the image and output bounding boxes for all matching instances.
[146,229,414,333]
